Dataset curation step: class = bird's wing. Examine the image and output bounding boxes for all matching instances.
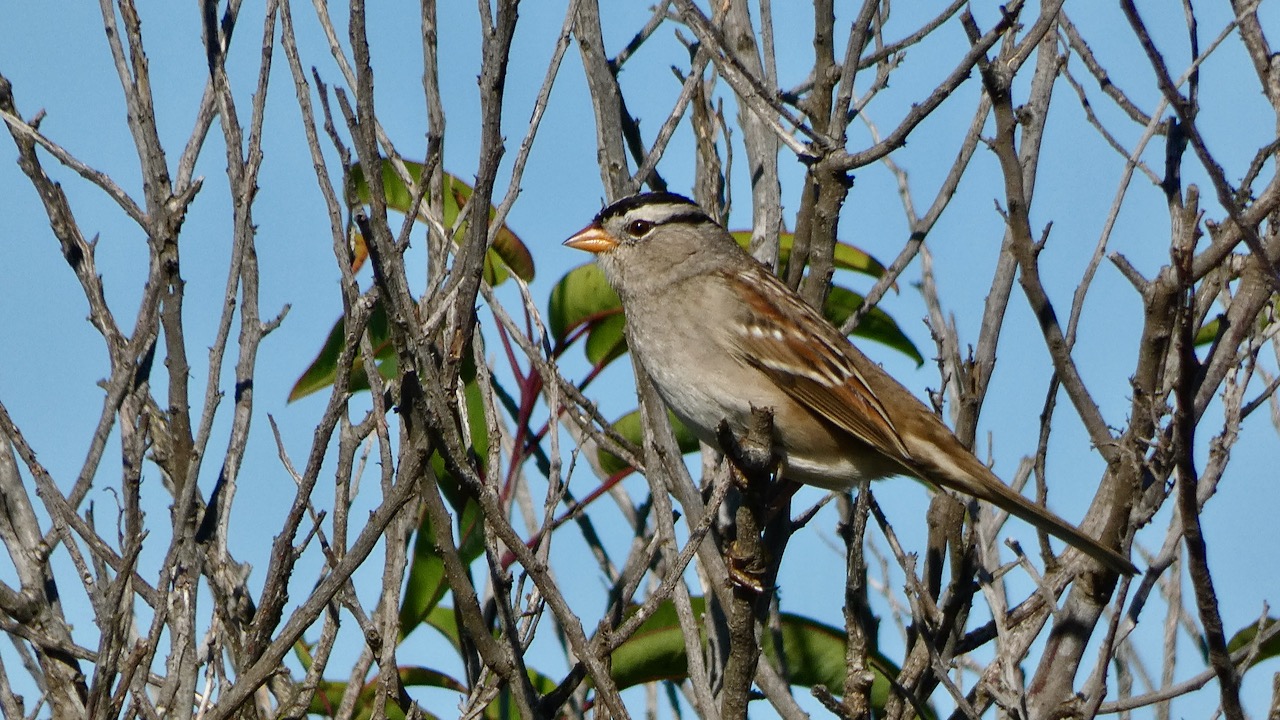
[717,268,912,461]
[714,270,1136,575]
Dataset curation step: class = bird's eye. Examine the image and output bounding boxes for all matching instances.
[626,219,654,237]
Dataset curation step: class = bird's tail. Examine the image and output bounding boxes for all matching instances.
[921,447,1136,575]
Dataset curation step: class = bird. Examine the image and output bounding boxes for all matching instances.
[563,191,1136,576]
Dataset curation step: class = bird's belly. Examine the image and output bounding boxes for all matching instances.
[780,450,901,490]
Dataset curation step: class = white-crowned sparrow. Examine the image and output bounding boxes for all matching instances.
[565,192,1135,575]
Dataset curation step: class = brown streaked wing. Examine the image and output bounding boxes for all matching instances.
[718,268,912,461]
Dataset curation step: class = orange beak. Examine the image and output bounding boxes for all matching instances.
[563,224,618,254]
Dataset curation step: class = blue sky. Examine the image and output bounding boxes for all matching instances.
[2,2,1279,717]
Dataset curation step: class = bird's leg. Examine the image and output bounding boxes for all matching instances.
[764,473,803,527]
[715,407,799,593]
[714,409,787,717]
[715,411,777,595]
[716,408,778,483]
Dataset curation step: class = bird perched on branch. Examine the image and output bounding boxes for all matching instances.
[565,192,1135,576]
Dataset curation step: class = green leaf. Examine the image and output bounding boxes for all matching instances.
[400,666,468,693]
[482,670,560,720]
[1227,617,1280,669]
[399,501,484,640]
[608,598,925,717]
[583,313,627,367]
[763,614,871,692]
[288,299,396,402]
[293,638,316,672]
[400,374,490,637]
[460,369,490,465]
[762,614,929,717]
[347,162,534,284]
[294,310,493,634]
[597,409,700,475]
[424,604,462,653]
[824,286,924,366]
[729,231,891,283]
[547,263,628,367]
[307,658,552,720]
[1195,317,1220,347]
[1198,296,1280,349]
[307,666,460,719]
[547,263,621,344]
[400,525,449,641]
[609,599,694,687]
